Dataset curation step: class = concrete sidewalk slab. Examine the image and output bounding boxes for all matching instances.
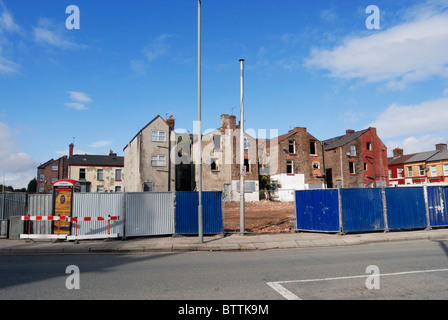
[1,228,448,255]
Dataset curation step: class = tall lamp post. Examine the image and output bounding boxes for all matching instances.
[197,0,203,243]
[239,59,245,235]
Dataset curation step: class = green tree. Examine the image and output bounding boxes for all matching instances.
[27,178,37,193]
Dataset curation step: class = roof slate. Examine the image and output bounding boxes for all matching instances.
[323,128,369,150]
[69,154,124,167]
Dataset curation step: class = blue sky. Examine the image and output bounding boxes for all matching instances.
[1,0,448,188]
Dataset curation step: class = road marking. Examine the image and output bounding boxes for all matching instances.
[267,268,448,300]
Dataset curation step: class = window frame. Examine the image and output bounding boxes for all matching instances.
[151,130,166,142]
[151,155,166,167]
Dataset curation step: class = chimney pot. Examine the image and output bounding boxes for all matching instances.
[165,115,175,130]
[69,143,74,157]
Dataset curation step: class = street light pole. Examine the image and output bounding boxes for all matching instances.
[239,59,245,235]
[198,0,203,243]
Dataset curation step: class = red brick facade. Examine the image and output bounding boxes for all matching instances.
[323,128,389,188]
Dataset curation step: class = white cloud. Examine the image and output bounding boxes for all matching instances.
[143,34,174,62]
[385,134,447,156]
[33,18,82,49]
[64,102,88,110]
[0,54,19,74]
[89,140,113,148]
[0,122,39,188]
[130,59,147,75]
[65,91,92,110]
[0,2,19,33]
[369,97,448,139]
[67,91,93,103]
[305,3,448,89]
[0,3,20,74]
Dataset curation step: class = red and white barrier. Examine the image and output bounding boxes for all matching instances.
[21,216,64,221]
[20,216,120,241]
[66,216,120,240]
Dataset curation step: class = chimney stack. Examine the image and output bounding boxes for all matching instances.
[393,148,404,158]
[436,143,447,151]
[220,114,237,130]
[346,129,355,134]
[165,115,175,131]
[69,143,74,157]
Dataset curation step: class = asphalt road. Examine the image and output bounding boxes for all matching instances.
[1,239,448,301]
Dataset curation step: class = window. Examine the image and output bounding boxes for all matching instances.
[286,160,293,174]
[364,163,368,171]
[210,158,218,171]
[444,164,448,176]
[38,187,44,193]
[419,165,425,176]
[115,186,122,192]
[51,177,57,184]
[366,142,372,150]
[398,168,403,178]
[79,168,86,180]
[39,173,45,181]
[143,182,152,192]
[244,136,249,149]
[349,161,355,174]
[312,162,320,170]
[407,167,412,177]
[213,135,221,151]
[115,169,122,181]
[151,130,166,142]
[151,155,166,167]
[97,186,104,192]
[288,140,295,154]
[388,169,392,179]
[350,145,356,156]
[431,165,437,177]
[310,141,317,155]
[244,158,250,173]
[97,169,103,181]
[51,165,58,171]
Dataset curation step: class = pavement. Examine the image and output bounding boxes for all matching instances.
[1,228,448,254]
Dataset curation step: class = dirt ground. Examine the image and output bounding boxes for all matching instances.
[223,200,295,233]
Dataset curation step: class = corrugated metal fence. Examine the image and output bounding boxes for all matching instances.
[72,193,124,237]
[125,192,175,237]
[19,191,223,239]
[296,186,448,233]
[0,192,26,220]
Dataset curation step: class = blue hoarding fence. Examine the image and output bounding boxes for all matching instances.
[427,186,448,227]
[175,191,223,235]
[340,188,385,233]
[295,186,448,233]
[295,189,339,232]
[384,187,428,230]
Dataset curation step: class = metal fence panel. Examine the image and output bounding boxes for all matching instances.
[0,192,26,220]
[175,191,223,235]
[341,188,385,232]
[427,186,448,227]
[72,193,124,236]
[385,187,427,230]
[295,189,339,232]
[27,194,53,234]
[125,192,175,237]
